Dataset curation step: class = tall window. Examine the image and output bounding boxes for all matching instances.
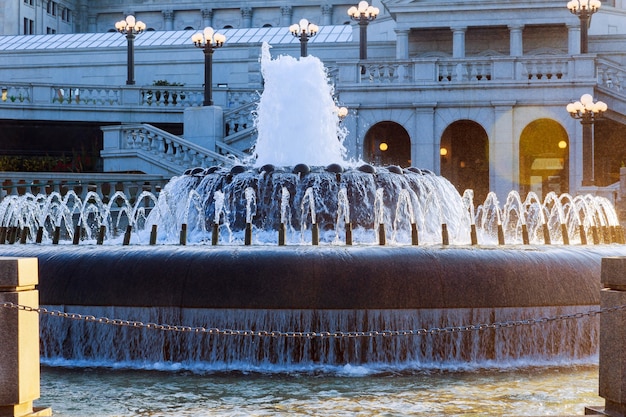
[24,0,34,6]
[47,1,58,16]
[23,18,34,35]
[61,8,71,22]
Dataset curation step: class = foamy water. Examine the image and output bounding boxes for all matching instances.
[251,43,348,167]
[38,363,602,416]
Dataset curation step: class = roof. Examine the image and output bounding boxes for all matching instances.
[0,25,353,51]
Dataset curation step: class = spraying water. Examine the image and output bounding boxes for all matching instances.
[251,43,347,167]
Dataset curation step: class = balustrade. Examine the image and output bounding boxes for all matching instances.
[0,85,30,103]
[598,59,626,95]
[0,173,166,204]
[520,58,569,81]
[51,87,121,105]
[437,59,493,83]
[140,88,203,107]
[225,101,256,137]
[112,124,232,170]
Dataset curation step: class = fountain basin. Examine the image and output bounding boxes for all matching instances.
[0,245,623,309]
[2,244,624,366]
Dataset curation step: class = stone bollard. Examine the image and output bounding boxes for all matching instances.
[586,257,626,417]
[0,258,51,417]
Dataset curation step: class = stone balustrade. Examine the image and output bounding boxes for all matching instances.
[140,88,204,107]
[101,124,237,176]
[51,86,121,105]
[0,85,31,104]
[336,54,595,85]
[437,59,493,83]
[598,59,626,96]
[0,55,597,111]
[225,101,256,137]
[0,172,168,204]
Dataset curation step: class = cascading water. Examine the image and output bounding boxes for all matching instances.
[39,304,598,370]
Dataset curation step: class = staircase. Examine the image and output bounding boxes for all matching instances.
[101,102,258,177]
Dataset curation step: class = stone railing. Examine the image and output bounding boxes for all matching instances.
[337,54,595,85]
[51,86,121,106]
[0,85,31,103]
[140,88,204,107]
[597,58,626,96]
[225,101,257,137]
[0,172,168,203]
[0,83,255,110]
[437,59,494,83]
[102,124,237,176]
[518,57,570,81]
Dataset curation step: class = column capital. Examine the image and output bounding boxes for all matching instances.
[241,7,253,19]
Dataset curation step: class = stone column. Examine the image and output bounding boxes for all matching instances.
[586,257,626,416]
[0,258,51,417]
[412,104,437,170]
[280,6,293,27]
[452,26,466,58]
[87,13,97,32]
[491,102,516,202]
[395,29,409,60]
[184,106,224,152]
[162,10,174,31]
[508,24,523,57]
[321,5,332,26]
[241,7,253,28]
[201,9,213,28]
[568,23,581,55]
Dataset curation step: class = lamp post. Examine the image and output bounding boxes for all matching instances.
[289,19,319,57]
[192,27,226,106]
[566,93,607,186]
[566,0,601,54]
[347,1,379,61]
[115,15,146,85]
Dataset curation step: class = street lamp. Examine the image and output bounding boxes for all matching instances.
[566,0,601,54]
[289,19,319,57]
[566,93,607,186]
[192,27,226,106]
[115,15,146,85]
[347,1,380,62]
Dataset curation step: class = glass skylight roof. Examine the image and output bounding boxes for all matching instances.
[0,25,352,51]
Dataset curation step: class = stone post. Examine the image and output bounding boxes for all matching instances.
[586,257,626,416]
[183,106,224,151]
[0,258,51,417]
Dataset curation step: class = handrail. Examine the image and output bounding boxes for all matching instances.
[0,171,168,202]
[597,58,626,98]
[111,123,238,167]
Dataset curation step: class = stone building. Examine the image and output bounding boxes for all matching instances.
[2,0,626,206]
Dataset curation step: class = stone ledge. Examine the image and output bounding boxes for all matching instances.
[0,258,38,290]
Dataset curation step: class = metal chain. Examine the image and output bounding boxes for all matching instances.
[2,301,626,339]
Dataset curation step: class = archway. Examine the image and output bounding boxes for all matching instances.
[363,121,411,167]
[440,120,489,203]
[519,119,569,199]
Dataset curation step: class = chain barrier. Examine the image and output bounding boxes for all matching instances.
[2,301,626,339]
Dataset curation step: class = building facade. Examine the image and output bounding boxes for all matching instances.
[2,0,626,207]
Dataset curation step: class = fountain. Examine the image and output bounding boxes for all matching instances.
[0,43,625,372]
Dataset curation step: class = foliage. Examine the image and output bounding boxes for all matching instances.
[152,80,185,87]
